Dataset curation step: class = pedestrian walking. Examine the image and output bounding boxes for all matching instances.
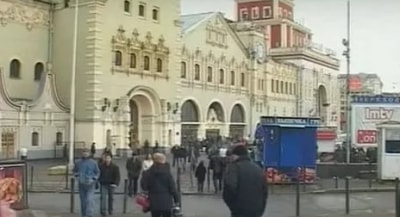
[141,153,179,217]
[209,156,223,193]
[90,142,96,158]
[195,161,206,192]
[126,153,142,196]
[98,153,120,216]
[73,148,100,217]
[223,145,268,217]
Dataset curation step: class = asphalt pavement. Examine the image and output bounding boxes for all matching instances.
[26,156,396,194]
[28,192,396,217]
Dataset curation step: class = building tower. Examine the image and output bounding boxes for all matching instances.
[235,0,340,128]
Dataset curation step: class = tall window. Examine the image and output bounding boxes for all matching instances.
[32,132,39,146]
[180,61,187,78]
[240,72,245,87]
[156,58,162,72]
[251,7,259,19]
[129,53,136,68]
[280,81,284,93]
[240,9,248,21]
[139,3,145,17]
[263,6,271,18]
[289,83,292,94]
[271,79,275,92]
[56,132,63,146]
[115,51,122,66]
[9,59,21,78]
[275,80,279,92]
[207,67,213,82]
[285,82,288,94]
[219,69,225,84]
[34,62,44,81]
[194,64,200,80]
[152,8,159,21]
[124,0,131,13]
[144,55,150,70]
[230,71,235,85]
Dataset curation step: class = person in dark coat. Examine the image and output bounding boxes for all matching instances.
[141,153,179,217]
[195,161,207,192]
[98,154,120,216]
[223,145,268,217]
[210,156,223,193]
[90,142,96,158]
[126,153,142,196]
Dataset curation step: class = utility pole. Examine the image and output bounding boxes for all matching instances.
[68,0,79,167]
[342,0,351,164]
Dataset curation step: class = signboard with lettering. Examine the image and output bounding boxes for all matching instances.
[260,116,320,126]
[351,102,400,147]
[352,95,400,104]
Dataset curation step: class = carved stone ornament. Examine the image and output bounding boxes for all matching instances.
[128,28,141,48]
[0,3,49,30]
[141,31,154,50]
[206,51,214,62]
[112,25,127,44]
[155,35,169,54]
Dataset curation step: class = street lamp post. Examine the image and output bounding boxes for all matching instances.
[68,0,79,167]
[342,0,351,164]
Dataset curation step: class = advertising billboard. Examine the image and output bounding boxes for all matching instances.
[351,95,400,147]
[0,161,28,210]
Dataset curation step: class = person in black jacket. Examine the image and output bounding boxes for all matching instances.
[195,161,207,192]
[223,145,268,217]
[141,153,179,217]
[99,154,120,216]
[126,153,142,196]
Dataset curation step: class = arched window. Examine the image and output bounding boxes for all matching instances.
[130,53,136,68]
[138,4,145,17]
[152,8,159,20]
[56,132,63,146]
[194,64,200,80]
[34,62,44,81]
[240,72,245,87]
[271,79,275,92]
[124,0,131,13]
[180,61,187,78]
[230,71,235,85]
[115,51,122,66]
[144,56,150,70]
[32,132,39,146]
[219,69,225,84]
[10,59,21,78]
[156,58,162,72]
[207,67,213,82]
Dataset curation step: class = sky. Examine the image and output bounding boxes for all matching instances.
[181,0,400,91]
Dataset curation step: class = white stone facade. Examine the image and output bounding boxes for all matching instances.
[0,0,337,159]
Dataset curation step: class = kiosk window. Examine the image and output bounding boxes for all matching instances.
[385,140,400,154]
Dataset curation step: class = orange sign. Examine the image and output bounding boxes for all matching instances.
[348,75,362,92]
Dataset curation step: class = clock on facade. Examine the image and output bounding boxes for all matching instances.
[255,42,265,63]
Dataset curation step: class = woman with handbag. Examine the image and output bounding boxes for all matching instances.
[140,153,179,217]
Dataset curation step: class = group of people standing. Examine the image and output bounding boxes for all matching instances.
[74,141,269,217]
[74,148,179,217]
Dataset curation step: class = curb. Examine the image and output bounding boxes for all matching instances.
[27,189,216,196]
[310,187,395,194]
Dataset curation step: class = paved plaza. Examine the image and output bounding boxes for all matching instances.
[28,192,396,217]
[26,155,397,194]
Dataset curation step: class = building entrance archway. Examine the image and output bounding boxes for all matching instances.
[229,104,246,139]
[181,99,200,144]
[129,94,155,148]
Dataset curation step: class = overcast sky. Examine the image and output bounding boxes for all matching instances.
[181,0,400,91]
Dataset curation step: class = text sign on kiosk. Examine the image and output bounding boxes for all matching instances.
[260,116,320,126]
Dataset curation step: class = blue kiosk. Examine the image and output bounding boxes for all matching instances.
[255,116,320,184]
